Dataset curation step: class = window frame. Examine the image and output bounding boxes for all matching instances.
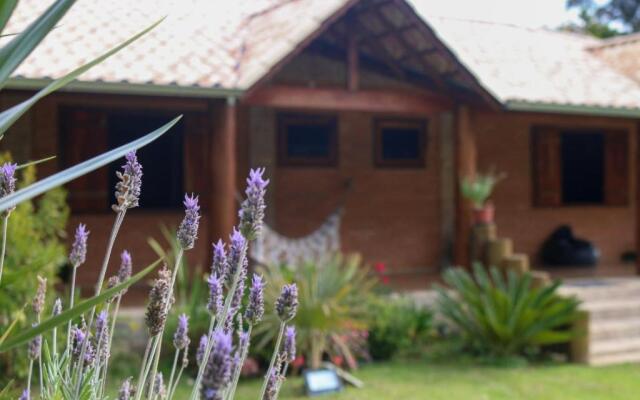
[373,118,428,168]
[277,113,338,167]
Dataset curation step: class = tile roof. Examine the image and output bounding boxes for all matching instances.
[4,0,640,112]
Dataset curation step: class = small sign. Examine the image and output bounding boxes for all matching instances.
[303,368,343,396]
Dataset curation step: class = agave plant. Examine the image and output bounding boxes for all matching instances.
[435,264,579,358]
[460,170,505,209]
[255,253,377,369]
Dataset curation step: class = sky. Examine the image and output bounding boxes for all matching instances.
[412,0,581,28]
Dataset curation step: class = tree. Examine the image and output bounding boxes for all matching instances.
[566,0,640,38]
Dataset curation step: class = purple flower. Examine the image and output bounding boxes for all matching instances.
[0,162,17,214]
[207,274,223,317]
[18,389,29,400]
[177,194,200,250]
[69,223,89,267]
[201,330,233,400]
[196,334,208,366]
[32,276,47,317]
[145,266,174,336]
[27,323,41,361]
[118,378,132,400]
[226,228,246,285]
[95,310,110,363]
[283,326,296,363]
[263,369,281,400]
[276,284,298,322]
[211,240,228,281]
[245,274,265,325]
[238,168,269,240]
[52,298,62,316]
[153,372,166,398]
[173,314,190,350]
[113,151,143,212]
[118,250,132,283]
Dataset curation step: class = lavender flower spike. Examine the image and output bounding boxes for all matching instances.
[153,372,166,399]
[262,370,281,400]
[196,334,208,367]
[118,378,132,400]
[113,151,143,212]
[145,265,174,336]
[239,167,269,240]
[95,310,110,363]
[211,240,228,280]
[283,326,296,362]
[177,194,200,250]
[69,223,89,267]
[245,274,265,325]
[27,324,41,361]
[0,162,17,214]
[201,330,233,400]
[32,276,47,317]
[207,273,223,317]
[173,314,190,350]
[118,250,133,282]
[275,283,298,322]
[52,298,62,316]
[226,228,246,284]
[18,389,29,400]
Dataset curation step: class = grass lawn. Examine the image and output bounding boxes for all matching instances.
[112,360,640,400]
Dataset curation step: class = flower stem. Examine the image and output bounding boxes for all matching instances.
[225,325,252,400]
[166,349,180,399]
[99,294,122,397]
[188,316,216,400]
[0,214,9,285]
[259,322,285,400]
[134,337,154,400]
[168,362,186,400]
[27,359,33,396]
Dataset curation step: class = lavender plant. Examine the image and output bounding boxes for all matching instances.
[7,159,295,400]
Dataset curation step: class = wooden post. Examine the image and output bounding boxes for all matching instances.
[347,34,359,92]
[209,97,238,245]
[453,105,477,267]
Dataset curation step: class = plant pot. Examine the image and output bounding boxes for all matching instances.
[472,202,495,225]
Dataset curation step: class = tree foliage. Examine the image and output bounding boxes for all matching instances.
[566,0,640,38]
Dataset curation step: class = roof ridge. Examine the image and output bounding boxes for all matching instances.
[588,31,640,49]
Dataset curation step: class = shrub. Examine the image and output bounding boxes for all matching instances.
[255,253,377,369]
[0,153,68,383]
[435,264,579,359]
[367,296,433,360]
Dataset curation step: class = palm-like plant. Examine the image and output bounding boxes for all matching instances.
[255,253,377,369]
[435,264,579,358]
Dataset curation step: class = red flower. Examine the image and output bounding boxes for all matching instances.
[374,262,386,273]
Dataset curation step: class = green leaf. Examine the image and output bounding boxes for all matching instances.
[0,0,17,35]
[0,258,161,352]
[17,155,56,170]
[0,115,181,213]
[0,316,18,346]
[0,0,74,89]
[0,17,164,138]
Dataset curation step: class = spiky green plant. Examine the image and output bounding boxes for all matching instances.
[435,264,579,358]
[460,171,505,208]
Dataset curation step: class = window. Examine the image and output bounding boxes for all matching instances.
[374,119,427,167]
[108,113,184,209]
[278,114,337,166]
[60,108,184,212]
[532,126,629,207]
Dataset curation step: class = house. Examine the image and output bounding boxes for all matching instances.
[3,0,640,291]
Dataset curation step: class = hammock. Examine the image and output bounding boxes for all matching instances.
[250,207,343,267]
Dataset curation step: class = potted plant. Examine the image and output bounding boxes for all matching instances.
[460,170,505,224]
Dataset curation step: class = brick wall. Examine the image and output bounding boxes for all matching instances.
[247,109,446,284]
[474,110,637,269]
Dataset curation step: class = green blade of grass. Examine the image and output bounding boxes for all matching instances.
[0,258,162,352]
[0,115,181,213]
[0,0,18,36]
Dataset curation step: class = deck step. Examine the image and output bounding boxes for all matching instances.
[590,318,640,340]
[590,336,640,356]
[588,349,640,366]
[581,298,640,320]
[560,280,640,301]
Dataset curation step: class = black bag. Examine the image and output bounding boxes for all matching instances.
[541,225,599,266]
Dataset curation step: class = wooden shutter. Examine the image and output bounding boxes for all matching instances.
[184,113,210,210]
[604,130,629,206]
[61,109,108,212]
[531,126,562,207]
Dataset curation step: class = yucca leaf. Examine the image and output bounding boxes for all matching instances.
[0,258,161,352]
[17,155,56,170]
[0,115,181,213]
[0,0,74,89]
[0,0,17,36]
[0,316,18,346]
[0,17,164,138]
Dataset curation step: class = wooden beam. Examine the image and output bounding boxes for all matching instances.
[243,85,453,115]
[347,34,359,91]
[209,98,238,245]
[453,105,477,267]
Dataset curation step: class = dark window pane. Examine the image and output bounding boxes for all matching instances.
[108,113,184,209]
[286,123,331,158]
[561,132,604,204]
[381,128,421,160]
